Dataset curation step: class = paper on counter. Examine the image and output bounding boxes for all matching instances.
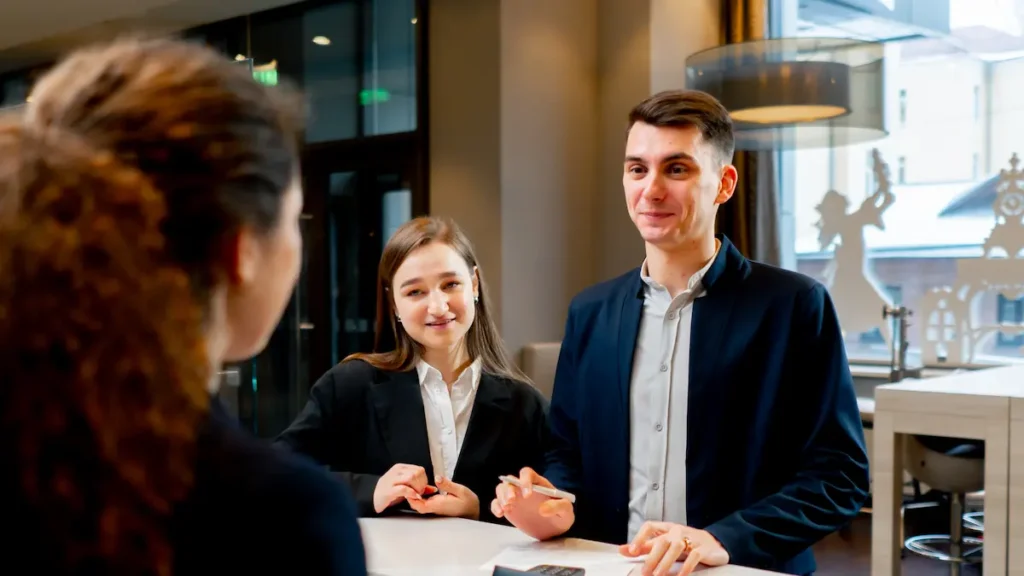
[480,538,644,575]
[370,567,480,576]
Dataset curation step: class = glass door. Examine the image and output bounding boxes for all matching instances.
[218,209,313,437]
[302,136,422,388]
[216,138,422,439]
[217,136,422,439]
[322,170,413,366]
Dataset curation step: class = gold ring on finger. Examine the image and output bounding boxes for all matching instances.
[682,537,692,553]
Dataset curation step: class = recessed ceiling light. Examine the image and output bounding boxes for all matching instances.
[410,17,418,24]
[312,36,331,46]
[235,54,247,61]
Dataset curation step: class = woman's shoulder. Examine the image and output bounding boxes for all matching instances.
[487,372,549,411]
[187,411,367,573]
[199,403,359,509]
[317,358,384,390]
[314,358,419,404]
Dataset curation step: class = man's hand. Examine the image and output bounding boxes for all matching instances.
[372,463,437,513]
[619,521,729,576]
[408,476,480,519]
[491,467,574,540]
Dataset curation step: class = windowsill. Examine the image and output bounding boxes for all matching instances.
[849,355,1024,381]
[849,364,951,380]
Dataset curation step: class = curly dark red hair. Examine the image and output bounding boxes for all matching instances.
[0,117,209,575]
[0,37,302,575]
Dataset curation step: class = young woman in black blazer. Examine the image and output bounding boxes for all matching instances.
[276,216,549,524]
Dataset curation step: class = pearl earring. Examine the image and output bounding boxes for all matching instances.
[474,296,479,303]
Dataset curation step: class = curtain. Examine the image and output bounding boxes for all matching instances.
[714,0,782,266]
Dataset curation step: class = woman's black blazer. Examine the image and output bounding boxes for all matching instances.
[274,359,550,524]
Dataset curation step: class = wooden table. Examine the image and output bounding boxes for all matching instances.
[1010,395,1024,576]
[871,365,1024,576]
[359,516,782,575]
[859,397,876,495]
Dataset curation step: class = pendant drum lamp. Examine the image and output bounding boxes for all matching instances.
[686,37,887,150]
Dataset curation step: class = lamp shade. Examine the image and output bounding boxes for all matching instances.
[686,37,887,150]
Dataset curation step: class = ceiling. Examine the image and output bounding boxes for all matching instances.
[0,0,304,73]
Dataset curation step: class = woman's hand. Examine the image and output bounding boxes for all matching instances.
[372,463,436,513]
[408,476,480,520]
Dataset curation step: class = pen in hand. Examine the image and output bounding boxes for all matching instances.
[498,475,577,503]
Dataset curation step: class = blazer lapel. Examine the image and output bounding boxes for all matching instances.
[453,374,512,480]
[617,274,644,411]
[689,293,739,410]
[688,235,749,421]
[371,369,435,480]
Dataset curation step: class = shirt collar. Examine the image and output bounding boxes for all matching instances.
[416,357,483,389]
[639,238,721,294]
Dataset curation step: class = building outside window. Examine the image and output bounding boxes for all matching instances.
[997,295,1024,348]
[899,88,907,125]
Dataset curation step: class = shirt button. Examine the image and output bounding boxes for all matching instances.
[652,483,660,491]
[655,423,663,432]
[667,311,675,320]
[659,364,668,372]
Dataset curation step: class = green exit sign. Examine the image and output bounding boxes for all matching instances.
[359,88,390,105]
[253,69,278,86]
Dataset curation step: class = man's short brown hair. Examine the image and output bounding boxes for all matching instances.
[627,90,735,164]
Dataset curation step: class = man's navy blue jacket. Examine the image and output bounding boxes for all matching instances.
[543,234,870,575]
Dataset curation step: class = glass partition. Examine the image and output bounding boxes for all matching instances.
[0,0,428,438]
[248,0,420,144]
[197,0,426,436]
[241,0,426,437]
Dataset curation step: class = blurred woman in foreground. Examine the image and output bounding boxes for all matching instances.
[0,38,366,575]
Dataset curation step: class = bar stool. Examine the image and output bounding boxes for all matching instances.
[903,434,985,576]
[963,511,984,533]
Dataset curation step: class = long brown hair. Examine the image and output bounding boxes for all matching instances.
[0,37,302,575]
[345,216,528,382]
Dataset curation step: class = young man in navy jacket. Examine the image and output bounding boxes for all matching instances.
[493,90,869,576]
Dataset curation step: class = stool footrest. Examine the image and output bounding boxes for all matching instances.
[905,534,983,564]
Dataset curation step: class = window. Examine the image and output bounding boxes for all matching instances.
[865,150,875,192]
[860,285,904,344]
[184,17,247,59]
[0,67,47,109]
[899,88,907,125]
[997,295,1024,348]
[0,76,28,108]
[249,0,418,143]
[778,0,1024,366]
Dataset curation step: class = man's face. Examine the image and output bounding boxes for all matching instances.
[622,122,736,251]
